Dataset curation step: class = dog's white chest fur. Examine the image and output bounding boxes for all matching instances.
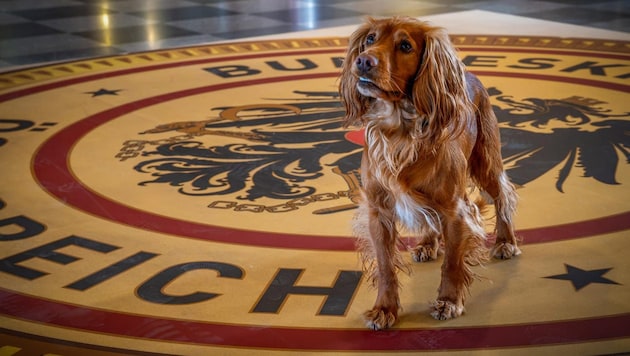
[394,192,440,234]
[363,100,439,234]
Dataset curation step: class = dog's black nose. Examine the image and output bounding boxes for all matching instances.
[356,54,378,73]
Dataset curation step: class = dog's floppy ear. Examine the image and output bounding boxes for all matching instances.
[339,19,374,128]
[412,25,472,142]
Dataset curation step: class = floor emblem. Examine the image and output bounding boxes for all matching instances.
[0,35,628,354]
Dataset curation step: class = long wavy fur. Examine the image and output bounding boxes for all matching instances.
[339,16,519,330]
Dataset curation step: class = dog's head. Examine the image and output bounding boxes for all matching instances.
[339,17,470,138]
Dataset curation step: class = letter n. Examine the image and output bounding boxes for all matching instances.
[252,268,362,316]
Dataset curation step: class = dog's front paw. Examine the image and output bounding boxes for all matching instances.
[411,244,439,262]
[430,300,464,320]
[364,307,397,330]
[491,242,521,260]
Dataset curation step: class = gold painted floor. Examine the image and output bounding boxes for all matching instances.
[1,14,629,356]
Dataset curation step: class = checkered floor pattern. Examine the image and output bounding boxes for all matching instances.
[0,0,628,69]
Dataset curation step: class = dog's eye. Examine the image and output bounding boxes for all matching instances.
[365,34,376,45]
[399,40,413,53]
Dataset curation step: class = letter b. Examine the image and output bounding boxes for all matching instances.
[204,65,261,78]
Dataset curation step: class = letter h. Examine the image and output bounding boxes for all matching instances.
[252,268,362,316]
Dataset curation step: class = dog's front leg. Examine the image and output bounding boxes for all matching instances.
[431,198,487,320]
[363,202,401,330]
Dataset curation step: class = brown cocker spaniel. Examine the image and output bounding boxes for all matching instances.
[339,16,520,330]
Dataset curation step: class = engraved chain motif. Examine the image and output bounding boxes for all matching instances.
[208,168,362,214]
[115,135,195,161]
[208,190,352,214]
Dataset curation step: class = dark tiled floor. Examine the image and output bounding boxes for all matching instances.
[0,0,628,69]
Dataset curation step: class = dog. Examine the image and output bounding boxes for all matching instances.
[339,16,520,330]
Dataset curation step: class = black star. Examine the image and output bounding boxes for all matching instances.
[85,88,122,97]
[544,264,621,291]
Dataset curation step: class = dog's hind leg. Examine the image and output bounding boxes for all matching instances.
[474,168,520,259]
[472,148,520,259]
[487,171,520,259]
[469,93,520,260]
[410,230,441,262]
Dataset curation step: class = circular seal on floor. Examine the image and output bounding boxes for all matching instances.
[0,35,628,355]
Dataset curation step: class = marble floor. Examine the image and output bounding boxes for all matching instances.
[0,0,628,70]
